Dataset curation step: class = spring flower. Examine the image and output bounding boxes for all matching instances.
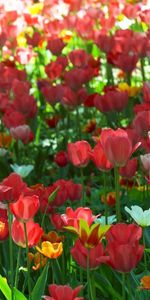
[65,219,110,248]
[42,231,64,243]
[125,205,150,227]
[36,241,63,259]
[67,141,91,167]
[43,284,84,300]
[51,207,97,231]
[90,142,112,171]
[54,151,68,167]
[0,217,9,240]
[103,223,144,273]
[71,239,107,269]
[12,219,43,248]
[10,194,40,222]
[140,276,150,290]
[28,252,47,271]
[119,158,137,178]
[0,173,27,202]
[100,128,140,167]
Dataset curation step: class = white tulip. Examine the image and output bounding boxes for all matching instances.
[125,205,150,227]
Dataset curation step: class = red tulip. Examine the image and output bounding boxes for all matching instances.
[46,38,65,56]
[106,242,144,273]
[3,110,26,129]
[10,194,39,222]
[10,125,33,144]
[101,128,140,167]
[54,151,68,167]
[102,223,144,273]
[51,207,96,231]
[67,141,91,167]
[90,142,112,171]
[71,239,107,269]
[69,49,89,68]
[11,219,43,248]
[43,284,84,300]
[94,90,128,113]
[132,111,150,137]
[0,173,27,202]
[119,158,138,178]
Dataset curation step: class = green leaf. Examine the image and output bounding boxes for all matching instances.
[13,288,27,300]
[48,186,60,204]
[31,262,49,300]
[0,275,11,300]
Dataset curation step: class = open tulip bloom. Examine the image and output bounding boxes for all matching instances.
[125,205,150,227]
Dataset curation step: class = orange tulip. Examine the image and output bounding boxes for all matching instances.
[36,241,63,259]
[140,276,150,290]
[28,252,47,271]
[42,231,64,243]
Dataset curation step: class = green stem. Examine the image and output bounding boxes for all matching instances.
[7,204,14,300]
[122,273,126,300]
[143,228,148,274]
[114,167,121,222]
[127,273,132,300]
[87,249,96,300]
[103,172,108,224]
[87,249,91,300]
[14,247,21,289]
[80,168,84,205]
[126,73,131,85]
[76,106,81,140]
[140,58,146,82]
[23,222,31,300]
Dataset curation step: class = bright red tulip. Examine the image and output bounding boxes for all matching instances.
[94,90,128,113]
[106,223,142,244]
[54,151,68,167]
[101,128,140,167]
[90,142,112,171]
[103,223,144,273]
[43,284,84,300]
[0,173,27,202]
[51,207,96,231]
[119,158,138,178]
[71,239,107,269]
[67,141,91,167]
[11,219,43,248]
[10,194,40,222]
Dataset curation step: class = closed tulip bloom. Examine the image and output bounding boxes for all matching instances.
[43,284,84,300]
[104,223,144,273]
[106,223,142,244]
[36,241,63,259]
[125,205,150,227]
[67,141,91,167]
[54,151,68,167]
[101,128,140,167]
[119,157,138,178]
[90,142,112,171]
[0,173,27,202]
[71,239,107,269]
[10,194,40,222]
[105,241,144,273]
[12,219,43,248]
